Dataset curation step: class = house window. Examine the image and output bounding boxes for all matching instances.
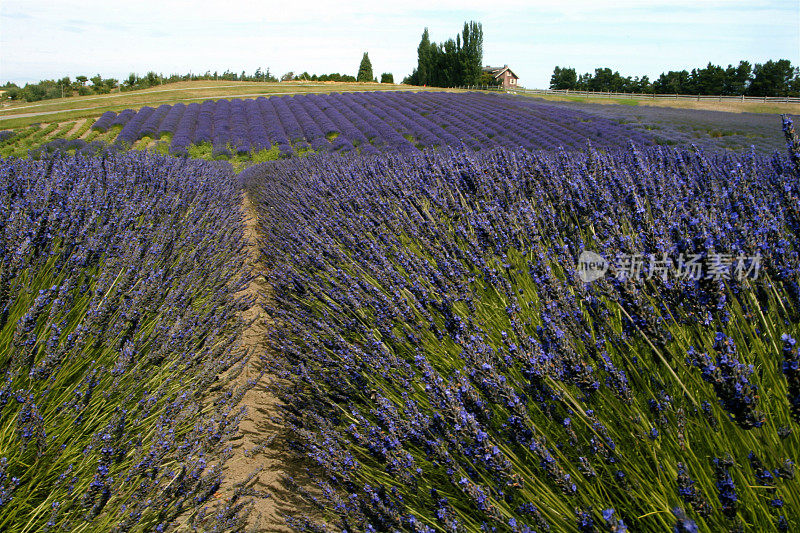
[510,79,516,84]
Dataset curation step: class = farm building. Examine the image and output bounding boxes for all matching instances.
[482,65,519,90]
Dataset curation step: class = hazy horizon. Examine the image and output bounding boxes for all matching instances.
[1,0,798,89]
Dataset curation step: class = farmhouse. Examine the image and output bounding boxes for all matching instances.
[482,65,519,90]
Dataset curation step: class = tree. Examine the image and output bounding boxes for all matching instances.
[89,74,106,93]
[124,73,138,89]
[690,63,726,95]
[550,67,578,90]
[653,70,692,94]
[410,21,483,88]
[748,59,796,96]
[439,38,460,87]
[380,73,394,84]
[58,76,71,91]
[723,61,751,95]
[633,75,653,93]
[281,71,294,82]
[144,71,160,87]
[587,68,625,92]
[76,75,88,86]
[478,72,498,86]
[416,28,432,86]
[3,83,22,100]
[459,21,483,86]
[357,52,373,82]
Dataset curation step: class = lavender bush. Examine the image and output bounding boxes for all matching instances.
[246,143,800,531]
[0,152,254,531]
[90,111,117,133]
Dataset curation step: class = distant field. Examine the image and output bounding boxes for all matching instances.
[0,80,450,129]
[5,81,797,130]
[3,81,796,130]
[0,91,658,168]
[523,96,790,153]
[524,92,800,115]
[0,83,792,167]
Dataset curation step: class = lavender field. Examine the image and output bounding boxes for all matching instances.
[1,92,799,532]
[62,92,656,159]
[243,138,800,532]
[4,91,791,164]
[537,98,788,153]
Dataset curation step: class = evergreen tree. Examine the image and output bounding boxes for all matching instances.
[653,70,692,94]
[690,63,726,95]
[459,21,483,86]
[550,67,578,90]
[410,22,483,88]
[723,61,751,95]
[417,28,432,86]
[357,53,374,83]
[748,59,797,96]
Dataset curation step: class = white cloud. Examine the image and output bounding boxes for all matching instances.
[1,0,797,87]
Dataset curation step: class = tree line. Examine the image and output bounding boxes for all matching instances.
[288,52,385,83]
[550,60,800,97]
[280,72,356,82]
[404,22,483,87]
[3,58,395,103]
[283,53,392,84]
[1,69,283,102]
[2,74,118,102]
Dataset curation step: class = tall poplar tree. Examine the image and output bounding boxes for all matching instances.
[357,53,373,83]
[417,29,432,86]
[408,22,483,87]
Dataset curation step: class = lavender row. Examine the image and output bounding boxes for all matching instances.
[0,152,254,531]
[91,109,136,133]
[245,143,800,531]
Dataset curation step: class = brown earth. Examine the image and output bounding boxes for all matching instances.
[64,118,87,138]
[206,191,301,532]
[79,125,94,140]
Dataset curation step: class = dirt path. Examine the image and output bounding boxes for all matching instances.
[214,191,292,531]
[64,118,86,138]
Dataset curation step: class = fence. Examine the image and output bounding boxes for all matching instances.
[453,85,800,104]
[453,85,505,92]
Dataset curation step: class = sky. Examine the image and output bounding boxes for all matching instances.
[1,0,798,88]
